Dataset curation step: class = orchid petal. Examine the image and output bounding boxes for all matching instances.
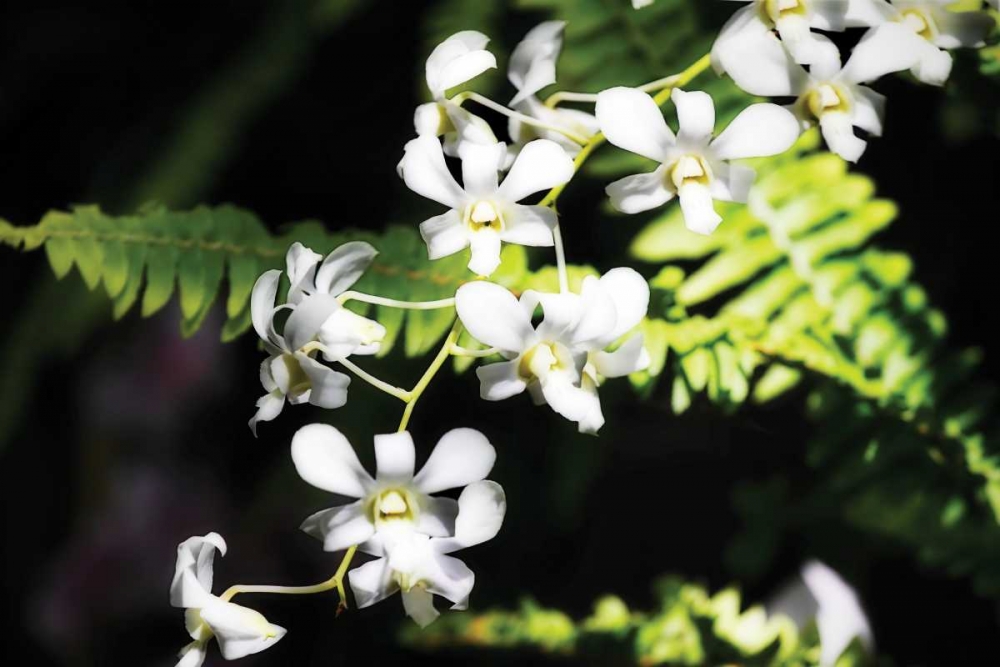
[456,281,535,352]
[595,87,675,162]
[497,139,574,203]
[374,431,417,483]
[413,428,496,494]
[401,136,468,209]
[291,424,374,498]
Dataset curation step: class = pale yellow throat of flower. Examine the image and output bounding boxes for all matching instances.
[466,201,505,232]
[899,9,935,41]
[368,488,418,527]
[760,0,807,24]
[804,83,850,120]
[519,342,575,381]
[668,155,713,192]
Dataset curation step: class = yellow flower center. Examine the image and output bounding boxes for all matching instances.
[466,200,504,232]
[899,9,934,41]
[668,155,712,191]
[761,0,806,24]
[519,342,575,381]
[367,488,417,526]
[279,353,310,395]
[803,83,851,120]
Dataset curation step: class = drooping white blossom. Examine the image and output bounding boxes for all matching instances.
[400,135,574,276]
[249,242,386,435]
[850,1,995,85]
[713,0,880,70]
[292,425,497,553]
[506,21,600,158]
[170,533,286,667]
[595,87,800,234]
[411,31,500,160]
[455,269,650,434]
[716,22,922,161]
[768,561,874,667]
[348,479,506,628]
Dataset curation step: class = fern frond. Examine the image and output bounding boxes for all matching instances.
[629,129,1000,592]
[0,205,527,355]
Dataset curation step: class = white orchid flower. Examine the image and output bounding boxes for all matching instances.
[595,87,800,234]
[633,0,656,8]
[768,561,874,667]
[292,424,497,553]
[249,241,386,435]
[506,21,600,158]
[425,30,497,100]
[408,31,500,161]
[455,269,650,434]
[850,0,994,85]
[348,479,506,628]
[170,533,286,667]
[713,1,874,70]
[716,22,922,161]
[400,135,574,277]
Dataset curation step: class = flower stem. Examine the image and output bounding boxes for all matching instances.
[398,322,462,432]
[543,90,600,107]
[452,91,591,145]
[338,291,455,311]
[552,223,570,293]
[335,355,412,402]
[450,344,499,358]
[219,545,358,608]
[543,58,705,109]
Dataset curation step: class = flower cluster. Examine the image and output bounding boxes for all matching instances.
[249,241,385,434]
[168,2,996,662]
[456,271,650,434]
[712,0,994,161]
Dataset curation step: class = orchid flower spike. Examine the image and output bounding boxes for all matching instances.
[455,269,650,434]
[506,21,600,158]
[170,533,286,667]
[292,425,497,553]
[713,0,877,70]
[249,241,385,435]
[595,87,800,234]
[720,21,924,161]
[850,0,995,85]
[348,480,506,628]
[400,135,574,276]
[410,31,500,161]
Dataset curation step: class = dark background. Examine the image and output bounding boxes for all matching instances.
[1,1,998,665]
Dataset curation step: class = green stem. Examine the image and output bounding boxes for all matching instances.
[398,322,462,432]
[219,545,358,607]
[453,92,590,144]
[338,291,456,311]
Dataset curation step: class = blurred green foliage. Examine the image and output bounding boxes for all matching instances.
[0,205,528,349]
[401,576,873,666]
